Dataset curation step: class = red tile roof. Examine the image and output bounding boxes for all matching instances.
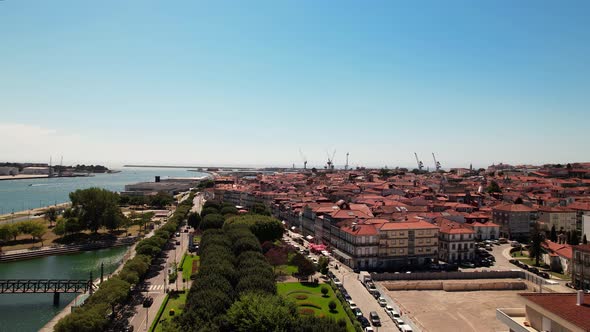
[519,293,590,331]
[493,203,536,212]
[435,218,475,234]
[378,220,439,231]
[341,224,378,236]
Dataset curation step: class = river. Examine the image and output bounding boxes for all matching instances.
[0,167,209,214]
[0,167,208,331]
[0,246,129,332]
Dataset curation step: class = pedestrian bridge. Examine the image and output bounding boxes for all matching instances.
[0,279,94,305]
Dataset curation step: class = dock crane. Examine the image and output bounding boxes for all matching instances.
[299,149,307,170]
[326,149,336,171]
[414,152,424,171]
[432,153,441,172]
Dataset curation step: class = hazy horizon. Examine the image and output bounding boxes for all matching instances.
[2,1,589,168]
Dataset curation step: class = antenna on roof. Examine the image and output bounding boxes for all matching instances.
[345,152,349,171]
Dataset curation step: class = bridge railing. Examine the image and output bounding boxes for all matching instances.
[0,279,93,293]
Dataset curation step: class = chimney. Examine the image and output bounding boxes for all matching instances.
[577,290,584,306]
[155,176,160,183]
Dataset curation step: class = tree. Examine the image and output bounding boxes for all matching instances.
[225,214,284,243]
[69,188,122,232]
[45,207,58,227]
[201,214,225,230]
[321,285,329,297]
[265,247,288,269]
[295,258,316,281]
[328,300,337,312]
[150,192,174,208]
[225,292,296,332]
[486,180,501,193]
[187,212,201,229]
[318,256,329,275]
[550,225,557,242]
[529,225,545,267]
[568,230,579,245]
[252,203,270,216]
[30,221,47,245]
[221,206,239,216]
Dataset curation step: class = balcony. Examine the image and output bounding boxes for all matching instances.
[495,308,536,332]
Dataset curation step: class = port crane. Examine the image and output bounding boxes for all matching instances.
[326,150,336,170]
[432,153,441,172]
[299,149,307,170]
[414,152,424,171]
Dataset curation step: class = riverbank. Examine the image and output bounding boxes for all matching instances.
[0,202,71,223]
[0,237,138,262]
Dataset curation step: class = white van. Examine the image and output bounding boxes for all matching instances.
[399,324,413,332]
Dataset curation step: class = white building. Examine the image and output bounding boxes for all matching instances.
[0,167,18,176]
[21,166,50,175]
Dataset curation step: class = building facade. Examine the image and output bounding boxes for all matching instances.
[572,244,590,291]
[492,204,537,242]
[436,218,476,263]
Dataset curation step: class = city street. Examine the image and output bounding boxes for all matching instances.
[128,228,189,331]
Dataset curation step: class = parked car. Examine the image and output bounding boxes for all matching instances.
[349,301,358,310]
[393,317,405,327]
[363,327,374,332]
[175,232,180,237]
[358,316,371,328]
[353,307,363,318]
[371,290,381,299]
[369,311,381,326]
[460,262,475,268]
[538,271,550,279]
[485,244,493,251]
[142,297,153,308]
[378,297,387,307]
[510,241,521,248]
[529,267,539,274]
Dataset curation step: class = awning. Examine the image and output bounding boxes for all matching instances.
[332,249,352,261]
[306,235,314,240]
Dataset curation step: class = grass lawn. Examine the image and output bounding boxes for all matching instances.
[153,292,187,332]
[549,271,571,281]
[181,254,199,280]
[276,264,298,275]
[511,250,528,258]
[517,257,550,269]
[278,282,355,332]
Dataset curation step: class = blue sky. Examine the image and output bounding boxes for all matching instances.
[1,1,589,169]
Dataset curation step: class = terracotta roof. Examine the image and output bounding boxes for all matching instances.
[519,293,590,331]
[341,224,378,236]
[493,203,536,212]
[378,220,439,231]
[542,241,573,260]
[435,218,475,234]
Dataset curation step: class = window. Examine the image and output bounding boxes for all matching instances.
[451,244,456,250]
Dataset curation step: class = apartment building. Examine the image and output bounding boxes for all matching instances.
[492,203,537,242]
[572,244,590,291]
[497,292,590,332]
[538,206,577,233]
[376,220,439,270]
[436,218,476,263]
[465,221,500,241]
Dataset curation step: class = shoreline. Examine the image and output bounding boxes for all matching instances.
[0,174,96,181]
[0,202,71,223]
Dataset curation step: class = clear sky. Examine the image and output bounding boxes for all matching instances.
[1,1,589,169]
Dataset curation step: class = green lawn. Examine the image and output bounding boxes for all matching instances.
[278,282,355,332]
[276,264,298,275]
[517,257,549,268]
[511,250,528,258]
[549,271,571,281]
[153,291,187,332]
[181,254,199,280]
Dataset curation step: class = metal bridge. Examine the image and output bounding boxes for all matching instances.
[0,279,94,305]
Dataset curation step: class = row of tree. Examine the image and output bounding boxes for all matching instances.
[0,220,47,245]
[54,193,195,332]
[165,223,346,332]
[119,192,174,208]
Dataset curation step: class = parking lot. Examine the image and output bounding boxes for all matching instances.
[381,288,526,332]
